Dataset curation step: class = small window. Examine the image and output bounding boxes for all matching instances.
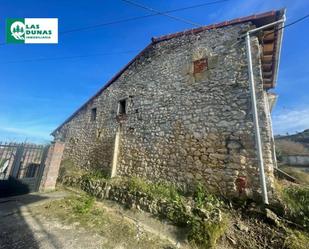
[118,99,126,115]
[91,108,97,121]
[193,58,208,74]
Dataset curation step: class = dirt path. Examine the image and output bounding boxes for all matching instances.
[0,191,106,249]
[0,191,177,249]
[94,199,189,247]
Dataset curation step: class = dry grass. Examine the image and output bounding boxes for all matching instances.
[280,166,309,185]
[284,229,309,249]
[34,194,174,249]
[276,140,309,156]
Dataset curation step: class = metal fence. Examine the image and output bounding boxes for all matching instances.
[0,142,15,179]
[0,142,49,195]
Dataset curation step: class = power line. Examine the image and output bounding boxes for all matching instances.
[230,13,309,48]
[282,13,309,29]
[0,50,139,64]
[121,0,201,27]
[1,13,308,64]
[264,13,309,39]
[0,0,230,45]
[60,0,229,35]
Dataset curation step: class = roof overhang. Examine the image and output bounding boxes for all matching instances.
[256,9,286,89]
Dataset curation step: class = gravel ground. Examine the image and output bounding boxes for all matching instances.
[0,191,175,249]
[0,191,106,249]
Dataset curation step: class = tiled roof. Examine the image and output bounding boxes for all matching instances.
[152,10,280,43]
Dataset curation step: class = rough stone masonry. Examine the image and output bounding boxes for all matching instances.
[52,10,285,200]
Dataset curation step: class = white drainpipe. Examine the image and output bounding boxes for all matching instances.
[245,16,285,205]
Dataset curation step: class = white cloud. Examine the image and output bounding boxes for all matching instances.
[0,117,54,143]
[0,126,52,139]
[272,107,309,135]
[208,0,309,23]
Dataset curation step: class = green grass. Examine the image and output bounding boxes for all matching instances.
[275,181,309,230]
[86,169,110,179]
[193,182,223,209]
[282,185,309,229]
[61,173,229,248]
[188,214,228,248]
[71,195,95,214]
[59,172,309,249]
[125,177,182,201]
[36,195,173,249]
[284,229,309,249]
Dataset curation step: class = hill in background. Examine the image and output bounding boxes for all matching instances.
[275,129,309,156]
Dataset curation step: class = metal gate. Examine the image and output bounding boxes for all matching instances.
[0,142,49,197]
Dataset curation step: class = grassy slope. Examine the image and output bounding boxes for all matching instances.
[57,161,309,249]
[34,194,175,249]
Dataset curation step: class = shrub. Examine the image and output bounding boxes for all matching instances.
[84,169,109,180]
[275,140,309,157]
[165,199,188,226]
[71,195,95,214]
[193,182,223,209]
[188,213,228,248]
[62,175,228,248]
[193,183,207,208]
[126,177,182,202]
[281,185,309,230]
[284,230,309,249]
[280,167,309,185]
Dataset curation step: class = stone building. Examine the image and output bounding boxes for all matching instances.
[52,10,285,199]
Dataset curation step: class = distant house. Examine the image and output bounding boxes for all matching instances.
[275,129,309,171]
[52,10,285,200]
[281,155,309,170]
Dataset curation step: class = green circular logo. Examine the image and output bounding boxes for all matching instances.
[11,21,25,40]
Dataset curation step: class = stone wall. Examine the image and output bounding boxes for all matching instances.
[53,22,276,200]
[60,175,225,246]
[62,175,190,219]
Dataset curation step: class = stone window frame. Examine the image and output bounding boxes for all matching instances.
[90,107,97,122]
[117,98,127,116]
[193,57,208,74]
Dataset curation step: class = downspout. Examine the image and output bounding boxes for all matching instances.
[245,16,286,205]
[266,93,278,169]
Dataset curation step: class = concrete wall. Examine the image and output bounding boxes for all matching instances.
[40,142,65,191]
[53,22,275,199]
[281,155,309,166]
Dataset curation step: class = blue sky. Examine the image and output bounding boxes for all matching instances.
[0,0,308,143]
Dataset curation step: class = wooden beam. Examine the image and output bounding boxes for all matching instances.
[263,78,273,83]
[263,43,274,55]
[263,71,273,78]
[262,55,273,63]
[263,30,275,42]
[262,63,272,71]
[263,83,273,89]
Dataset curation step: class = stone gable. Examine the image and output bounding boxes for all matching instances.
[53,22,276,200]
